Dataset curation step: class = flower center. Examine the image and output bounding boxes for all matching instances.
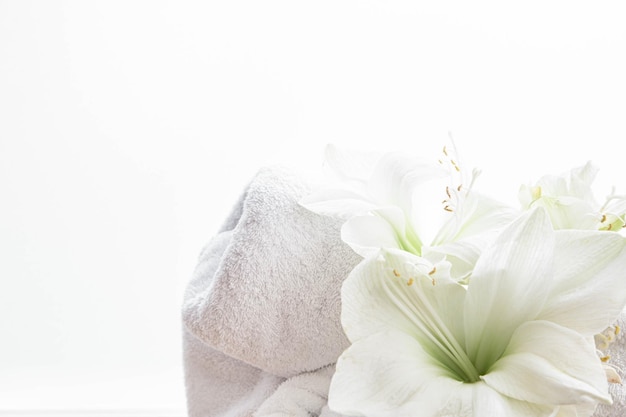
[384,263,481,383]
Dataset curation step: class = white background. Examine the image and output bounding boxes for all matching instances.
[1,0,626,413]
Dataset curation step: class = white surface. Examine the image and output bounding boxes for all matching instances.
[1,0,625,410]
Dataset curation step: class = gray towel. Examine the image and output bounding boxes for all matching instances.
[182,167,359,416]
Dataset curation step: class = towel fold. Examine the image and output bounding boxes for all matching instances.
[182,167,359,416]
[182,166,626,417]
[254,365,336,417]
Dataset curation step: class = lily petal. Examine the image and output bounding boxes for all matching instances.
[437,381,557,417]
[539,231,626,335]
[519,162,607,231]
[299,187,377,219]
[568,162,599,201]
[367,152,450,244]
[603,196,626,220]
[422,238,483,282]
[464,208,554,374]
[432,190,518,246]
[367,152,448,218]
[554,402,598,417]
[532,196,597,230]
[341,214,403,258]
[328,330,462,417]
[373,206,422,254]
[340,249,468,376]
[483,320,610,406]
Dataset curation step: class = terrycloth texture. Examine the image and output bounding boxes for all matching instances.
[183,230,284,416]
[254,365,336,417]
[182,167,360,416]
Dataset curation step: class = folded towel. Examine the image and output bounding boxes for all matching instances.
[254,365,335,417]
[182,230,283,416]
[182,166,626,417]
[182,167,360,416]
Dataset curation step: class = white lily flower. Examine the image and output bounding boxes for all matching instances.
[301,144,516,281]
[520,162,626,389]
[519,162,626,231]
[329,208,626,417]
[300,144,449,254]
